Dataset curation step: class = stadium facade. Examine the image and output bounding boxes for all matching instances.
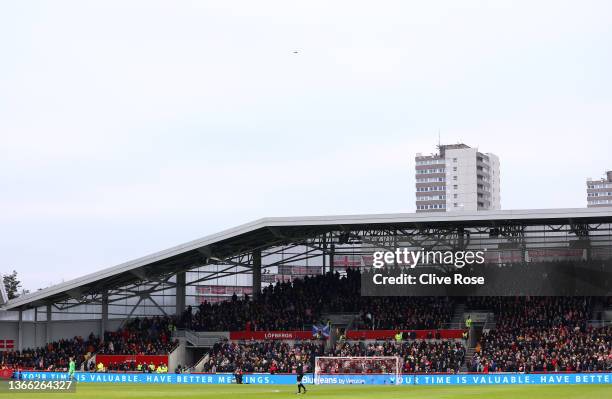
[1,207,612,372]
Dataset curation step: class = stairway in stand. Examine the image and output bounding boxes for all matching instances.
[462,346,477,372]
[450,302,467,327]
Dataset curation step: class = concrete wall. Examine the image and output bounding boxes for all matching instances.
[168,338,187,373]
[0,318,125,351]
[0,321,18,345]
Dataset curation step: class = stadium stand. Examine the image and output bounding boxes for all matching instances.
[1,278,610,375]
[100,316,179,356]
[356,297,455,330]
[181,269,454,332]
[329,340,466,373]
[0,334,99,371]
[467,297,612,372]
[474,325,611,372]
[0,317,178,371]
[181,270,360,332]
[2,208,610,383]
[202,341,325,373]
[466,297,593,329]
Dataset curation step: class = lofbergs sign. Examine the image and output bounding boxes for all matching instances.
[229,331,314,340]
[264,332,298,340]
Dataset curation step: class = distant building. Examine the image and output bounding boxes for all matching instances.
[415,143,500,212]
[587,171,612,208]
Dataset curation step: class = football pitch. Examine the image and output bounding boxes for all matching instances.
[1,384,611,399]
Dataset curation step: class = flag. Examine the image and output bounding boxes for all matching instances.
[312,324,330,338]
[311,325,320,337]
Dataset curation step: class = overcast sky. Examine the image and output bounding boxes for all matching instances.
[1,1,611,292]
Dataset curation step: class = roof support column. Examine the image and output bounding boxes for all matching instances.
[34,307,39,346]
[252,249,261,299]
[329,244,335,274]
[175,271,186,316]
[457,227,465,251]
[17,308,23,352]
[321,235,327,275]
[100,290,108,341]
[46,304,51,344]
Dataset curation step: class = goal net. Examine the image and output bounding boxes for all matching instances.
[314,356,401,385]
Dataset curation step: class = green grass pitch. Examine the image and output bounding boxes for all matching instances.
[1,383,611,399]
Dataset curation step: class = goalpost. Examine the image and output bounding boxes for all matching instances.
[314,356,402,385]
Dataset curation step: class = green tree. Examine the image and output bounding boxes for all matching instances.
[3,270,22,300]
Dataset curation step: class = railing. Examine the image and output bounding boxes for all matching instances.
[172,329,186,338]
[587,319,612,328]
[184,330,228,347]
[440,322,465,330]
[191,353,210,373]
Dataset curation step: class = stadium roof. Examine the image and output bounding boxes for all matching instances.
[3,207,612,311]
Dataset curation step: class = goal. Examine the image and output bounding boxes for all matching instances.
[314,356,402,385]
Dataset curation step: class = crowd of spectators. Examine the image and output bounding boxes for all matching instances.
[99,316,178,355]
[180,270,361,331]
[330,340,465,373]
[1,317,178,371]
[468,297,612,372]
[103,360,170,373]
[201,338,465,375]
[202,340,324,373]
[315,357,400,375]
[466,297,593,330]
[357,297,454,330]
[2,281,610,376]
[0,334,99,371]
[472,325,612,372]
[181,269,454,332]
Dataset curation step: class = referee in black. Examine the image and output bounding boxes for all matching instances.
[296,362,307,394]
